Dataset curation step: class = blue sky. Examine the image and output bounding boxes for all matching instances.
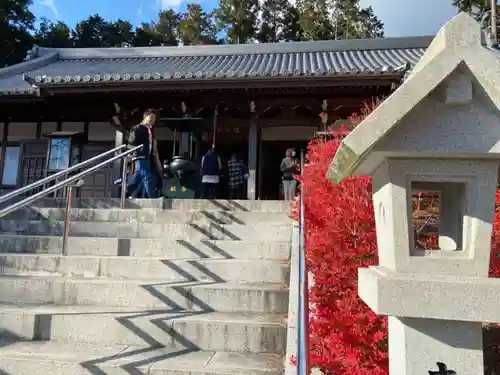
[31,0,458,37]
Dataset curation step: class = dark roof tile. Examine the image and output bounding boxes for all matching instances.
[0,36,433,95]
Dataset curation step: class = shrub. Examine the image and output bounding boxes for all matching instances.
[296,127,388,375]
[297,108,500,374]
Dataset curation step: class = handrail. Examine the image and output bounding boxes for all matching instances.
[297,149,310,375]
[0,144,142,218]
[0,144,142,255]
[0,144,129,204]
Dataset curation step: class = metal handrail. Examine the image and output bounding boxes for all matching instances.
[0,144,142,255]
[0,144,129,204]
[297,149,310,375]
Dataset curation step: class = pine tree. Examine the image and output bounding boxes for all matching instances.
[295,0,384,40]
[72,14,111,47]
[0,0,35,67]
[35,18,73,48]
[179,4,217,45]
[154,9,181,46]
[295,0,334,40]
[214,0,259,43]
[333,0,384,39]
[257,0,293,42]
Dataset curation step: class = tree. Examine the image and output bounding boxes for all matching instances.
[154,9,181,46]
[357,6,384,38]
[132,23,160,46]
[295,0,334,40]
[0,0,35,67]
[257,0,300,42]
[179,4,217,45]
[35,18,73,48]
[72,14,112,47]
[215,0,259,43]
[333,0,384,39]
[295,0,384,40]
[281,5,305,41]
[102,19,135,47]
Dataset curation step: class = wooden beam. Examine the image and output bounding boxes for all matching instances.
[37,75,401,95]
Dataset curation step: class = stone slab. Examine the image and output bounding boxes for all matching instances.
[0,220,293,240]
[23,198,291,213]
[0,304,287,353]
[2,207,290,225]
[359,266,500,323]
[0,276,289,312]
[0,235,291,259]
[0,340,284,375]
[0,254,290,283]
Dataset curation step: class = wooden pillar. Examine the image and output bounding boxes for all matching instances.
[179,101,190,156]
[320,99,328,130]
[247,101,258,200]
[111,103,125,196]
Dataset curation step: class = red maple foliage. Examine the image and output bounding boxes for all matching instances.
[296,116,500,374]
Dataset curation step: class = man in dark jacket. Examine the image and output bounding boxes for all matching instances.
[200,146,222,199]
[126,108,157,199]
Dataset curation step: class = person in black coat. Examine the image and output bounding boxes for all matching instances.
[126,108,157,199]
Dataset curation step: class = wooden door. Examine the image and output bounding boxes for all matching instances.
[80,142,113,198]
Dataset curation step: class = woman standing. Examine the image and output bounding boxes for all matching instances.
[280,148,299,201]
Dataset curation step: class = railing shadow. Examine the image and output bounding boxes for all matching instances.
[77,213,240,374]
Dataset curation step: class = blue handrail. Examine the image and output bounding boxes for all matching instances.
[297,149,310,375]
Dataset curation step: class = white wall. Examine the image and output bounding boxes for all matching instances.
[63,122,85,133]
[7,123,37,141]
[42,122,57,134]
[88,122,115,141]
[261,126,316,141]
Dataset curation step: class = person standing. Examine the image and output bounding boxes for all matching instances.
[228,153,248,199]
[126,108,157,199]
[200,146,222,199]
[280,148,299,200]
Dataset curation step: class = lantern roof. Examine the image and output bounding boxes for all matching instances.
[327,12,500,183]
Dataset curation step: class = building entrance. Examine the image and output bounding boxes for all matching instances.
[200,127,249,199]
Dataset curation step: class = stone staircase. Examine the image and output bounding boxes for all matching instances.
[0,198,292,375]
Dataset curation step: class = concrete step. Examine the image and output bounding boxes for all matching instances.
[0,254,290,283]
[0,220,293,240]
[0,276,289,312]
[0,235,291,259]
[2,207,291,225]
[0,305,287,354]
[0,340,284,375]
[22,198,291,212]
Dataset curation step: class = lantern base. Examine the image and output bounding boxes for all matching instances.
[358,266,500,323]
[388,316,483,375]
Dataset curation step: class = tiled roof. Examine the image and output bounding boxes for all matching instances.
[0,36,432,96]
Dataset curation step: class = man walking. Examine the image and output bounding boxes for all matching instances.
[228,153,248,199]
[126,108,157,199]
[200,146,222,199]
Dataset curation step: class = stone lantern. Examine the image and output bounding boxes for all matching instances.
[327,13,500,375]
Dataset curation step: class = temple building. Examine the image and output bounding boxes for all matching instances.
[0,36,430,199]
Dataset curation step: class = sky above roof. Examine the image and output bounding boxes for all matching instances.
[32,0,457,37]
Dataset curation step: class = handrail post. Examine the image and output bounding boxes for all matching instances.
[120,156,128,209]
[297,148,310,375]
[62,185,73,256]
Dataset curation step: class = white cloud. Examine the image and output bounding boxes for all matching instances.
[137,4,144,18]
[156,0,183,9]
[39,0,60,19]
